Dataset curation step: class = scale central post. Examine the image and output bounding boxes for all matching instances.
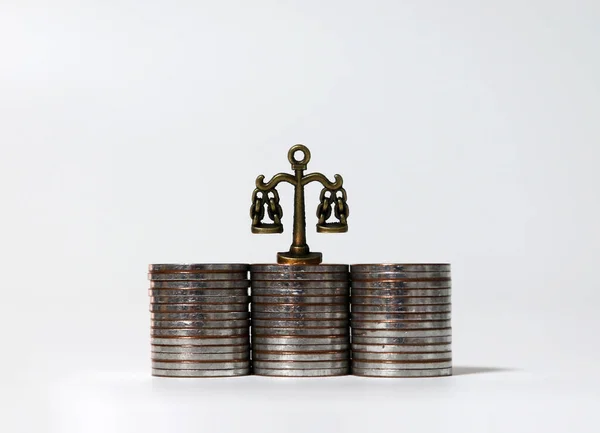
[250,144,349,265]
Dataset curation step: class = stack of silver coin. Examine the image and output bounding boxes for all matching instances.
[350,264,452,378]
[148,264,251,377]
[250,264,350,377]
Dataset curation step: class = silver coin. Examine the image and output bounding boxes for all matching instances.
[252,343,350,352]
[351,304,451,314]
[150,295,249,304]
[351,312,451,321]
[351,272,451,280]
[351,343,451,353]
[351,367,452,377]
[352,289,451,297]
[152,368,250,377]
[252,336,349,345]
[152,344,249,354]
[251,281,349,289]
[151,312,250,320]
[150,304,248,313]
[252,327,349,336]
[151,327,249,337]
[151,336,249,345]
[251,304,348,313]
[251,296,348,304]
[251,312,348,320]
[252,274,348,282]
[352,351,451,361]
[149,289,249,297]
[352,360,452,369]
[149,264,249,272]
[351,320,451,330]
[350,295,451,305]
[252,351,348,361]
[152,351,250,361]
[152,361,250,370]
[253,367,348,377]
[352,335,451,344]
[351,264,450,273]
[151,281,249,289]
[351,281,451,289]
[352,328,451,338]
[251,287,349,296]
[151,319,250,328]
[253,360,349,369]
[250,264,348,273]
[149,272,248,281]
[251,319,348,328]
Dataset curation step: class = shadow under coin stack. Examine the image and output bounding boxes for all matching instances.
[250,264,350,377]
[350,264,452,377]
[148,264,251,377]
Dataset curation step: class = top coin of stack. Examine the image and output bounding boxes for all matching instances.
[350,264,452,378]
[148,264,251,377]
[250,264,350,377]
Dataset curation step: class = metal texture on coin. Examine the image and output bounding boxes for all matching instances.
[250,281,349,289]
[351,335,451,345]
[251,319,348,328]
[252,272,348,281]
[251,304,347,313]
[149,272,248,281]
[251,295,348,304]
[351,367,452,377]
[149,264,249,273]
[152,344,250,354]
[152,352,250,361]
[252,343,350,352]
[152,368,251,377]
[351,264,450,273]
[352,328,452,338]
[350,295,451,305]
[253,367,348,377]
[251,264,348,273]
[151,327,249,337]
[352,360,452,369]
[351,304,451,314]
[252,336,349,345]
[251,287,349,296]
[151,337,249,346]
[151,281,250,289]
[151,319,250,329]
[252,351,349,361]
[152,361,249,370]
[149,289,249,297]
[150,303,248,312]
[350,320,451,330]
[352,351,451,361]
[351,281,451,289]
[351,288,451,297]
[151,312,250,320]
[252,327,349,336]
[351,312,451,321]
[351,343,451,353]
[251,312,348,320]
[253,360,349,369]
[351,272,450,280]
[150,295,249,304]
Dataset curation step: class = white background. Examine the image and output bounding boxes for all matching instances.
[1,1,599,432]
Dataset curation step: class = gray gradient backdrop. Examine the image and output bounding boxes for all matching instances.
[0,1,598,432]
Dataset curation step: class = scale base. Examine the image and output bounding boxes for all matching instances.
[277,251,323,265]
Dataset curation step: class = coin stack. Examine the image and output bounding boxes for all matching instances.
[350,264,452,378]
[250,264,350,377]
[148,264,251,377]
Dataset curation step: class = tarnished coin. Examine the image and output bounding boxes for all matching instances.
[149,264,249,273]
[351,281,451,289]
[151,312,250,321]
[350,272,450,280]
[251,287,348,296]
[149,272,248,281]
[352,360,452,369]
[351,343,451,353]
[152,351,250,361]
[250,264,348,273]
[251,296,349,304]
[253,367,348,377]
[252,336,349,345]
[251,319,347,328]
[251,311,348,320]
[152,361,250,370]
[149,289,249,297]
[351,312,451,321]
[151,336,249,345]
[152,344,249,354]
[150,304,248,313]
[350,320,451,330]
[251,304,348,313]
[152,368,250,377]
[351,304,451,314]
[151,327,249,337]
[252,351,348,361]
[252,343,350,352]
[251,327,349,336]
[351,335,451,345]
[252,273,348,282]
[251,281,349,289]
[151,319,250,329]
[352,351,451,361]
[150,295,249,304]
[151,281,250,289]
[352,289,451,297]
[350,295,451,305]
[351,264,450,273]
[252,360,349,369]
[352,367,452,378]
[352,328,451,338]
